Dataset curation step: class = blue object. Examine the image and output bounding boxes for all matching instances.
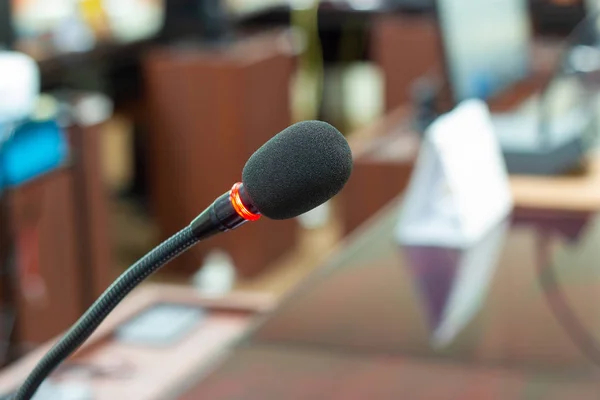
[0,120,68,187]
[469,72,494,100]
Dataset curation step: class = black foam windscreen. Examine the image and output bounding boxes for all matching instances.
[242,121,353,220]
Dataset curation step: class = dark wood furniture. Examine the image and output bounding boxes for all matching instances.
[3,169,82,351]
[143,30,298,277]
[0,94,114,357]
[342,39,562,236]
[529,0,587,37]
[371,14,443,112]
[341,107,419,235]
[3,199,600,398]
[177,200,600,399]
[67,94,115,302]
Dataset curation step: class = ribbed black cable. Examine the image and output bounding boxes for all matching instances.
[13,226,199,400]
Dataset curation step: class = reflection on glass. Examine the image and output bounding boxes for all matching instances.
[404,219,509,348]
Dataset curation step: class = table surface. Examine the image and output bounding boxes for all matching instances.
[0,284,275,399]
[179,201,600,399]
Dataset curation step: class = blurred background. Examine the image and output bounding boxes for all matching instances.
[3,0,600,398]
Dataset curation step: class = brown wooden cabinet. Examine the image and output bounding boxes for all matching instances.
[67,95,115,302]
[4,170,82,351]
[371,14,444,112]
[0,94,114,357]
[144,31,298,277]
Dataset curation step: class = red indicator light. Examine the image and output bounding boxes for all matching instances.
[230,182,261,221]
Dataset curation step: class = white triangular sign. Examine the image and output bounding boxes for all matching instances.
[396,99,513,248]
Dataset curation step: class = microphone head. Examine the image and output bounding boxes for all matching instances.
[242,120,353,220]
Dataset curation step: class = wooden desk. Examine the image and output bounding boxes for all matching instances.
[0,284,274,399]
[178,199,600,399]
[4,201,600,398]
[341,101,600,235]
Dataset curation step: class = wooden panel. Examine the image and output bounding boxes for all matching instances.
[510,155,600,212]
[7,170,82,347]
[371,14,443,111]
[341,131,417,235]
[144,31,298,277]
[0,195,13,364]
[341,161,412,236]
[341,108,419,235]
[68,122,114,302]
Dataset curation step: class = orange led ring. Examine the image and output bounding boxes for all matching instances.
[230,183,261,221]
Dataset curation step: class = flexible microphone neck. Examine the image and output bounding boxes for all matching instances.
[12,183,258,400]
[13,120,352,400]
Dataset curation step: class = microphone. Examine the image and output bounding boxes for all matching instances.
[13,120,353,400]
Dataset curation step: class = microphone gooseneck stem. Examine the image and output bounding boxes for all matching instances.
[13,226,199,400]
[13,184,259,400]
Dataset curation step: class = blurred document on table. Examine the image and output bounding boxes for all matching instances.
[396,100,512,248]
